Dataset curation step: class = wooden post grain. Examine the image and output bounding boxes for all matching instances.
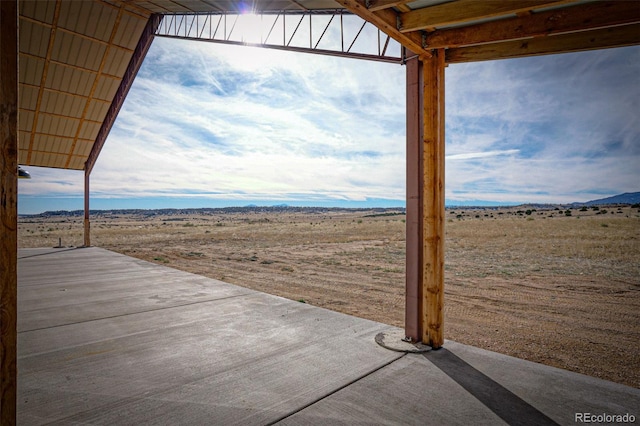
[421,49,445,348]
[1,0,19,421]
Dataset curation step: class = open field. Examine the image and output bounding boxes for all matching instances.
[18,205,640,388]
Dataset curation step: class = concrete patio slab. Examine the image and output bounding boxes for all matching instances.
[17,247,639,425]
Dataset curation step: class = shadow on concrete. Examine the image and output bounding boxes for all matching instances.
[17,246,86,260]
[424,349,559,426]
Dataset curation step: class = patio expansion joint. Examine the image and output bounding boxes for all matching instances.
[17,247,88,260]
[18,291,255,334]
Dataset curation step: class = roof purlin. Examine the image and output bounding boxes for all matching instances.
[85,14,162,174]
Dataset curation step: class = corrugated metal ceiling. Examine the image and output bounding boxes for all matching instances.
[19,0,151,170]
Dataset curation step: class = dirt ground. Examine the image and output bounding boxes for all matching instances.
[18,205,640,388]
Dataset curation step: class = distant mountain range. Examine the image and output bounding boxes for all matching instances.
[577,192,640,206]
[20,193,639,218]
[22,206,404,218]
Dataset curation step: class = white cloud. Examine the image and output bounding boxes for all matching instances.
[20,36,639,212]
[18,167,84,196]
[88,38,406,204]
[447,149,520,160]
[445,46,640,203]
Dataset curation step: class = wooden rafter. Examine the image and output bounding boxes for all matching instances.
[425,1,640,49]
[399,0,575,33]
[334,0,428,56]
[446,23,640,63]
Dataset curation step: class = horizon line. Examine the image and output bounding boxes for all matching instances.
[22,202,631,216]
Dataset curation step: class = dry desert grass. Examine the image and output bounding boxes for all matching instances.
[18,205,640,388]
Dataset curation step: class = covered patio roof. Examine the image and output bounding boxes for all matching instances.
[17,0,640,173]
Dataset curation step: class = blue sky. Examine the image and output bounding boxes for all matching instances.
[18,29,640,214]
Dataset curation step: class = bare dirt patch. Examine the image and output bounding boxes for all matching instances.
[19,205,640,388]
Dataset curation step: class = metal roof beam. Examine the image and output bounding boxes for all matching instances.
[155,10,404,63]
[157,34,402,62]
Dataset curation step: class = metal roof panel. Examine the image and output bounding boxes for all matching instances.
[73,140,95,157]
[40,90,87,118]
[85,100,111,122]
[31,152,68,169]
[19,148,29,164]
[78,122,101,141]
[113,12,148,49]
[168,0,222,13]
[94,76,121,101]
[19,133,32,157]
[19,0,56,24]
[141,0,192,13]
[103,47,133,76]
[18,84,39,111]
[19,110,34,133]
[58,0,119,42]
[19,18,51,58]
[36,114,80,138]
[67,156,86,170]
[45,63,96,97]
[35,135,74,154]
[51,30,107,72]
[124,1,164,14]
[18,54,45,86]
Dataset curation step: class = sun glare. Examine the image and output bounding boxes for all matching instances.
[236,13,264,44]
[238,1,255,15]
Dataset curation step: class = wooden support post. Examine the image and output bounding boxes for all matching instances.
[84,166,90,247]
[405,53,423,342]
[0,0,19,421]
[421,49,445,348]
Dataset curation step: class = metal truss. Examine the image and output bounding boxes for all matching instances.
[155,10,404,64]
